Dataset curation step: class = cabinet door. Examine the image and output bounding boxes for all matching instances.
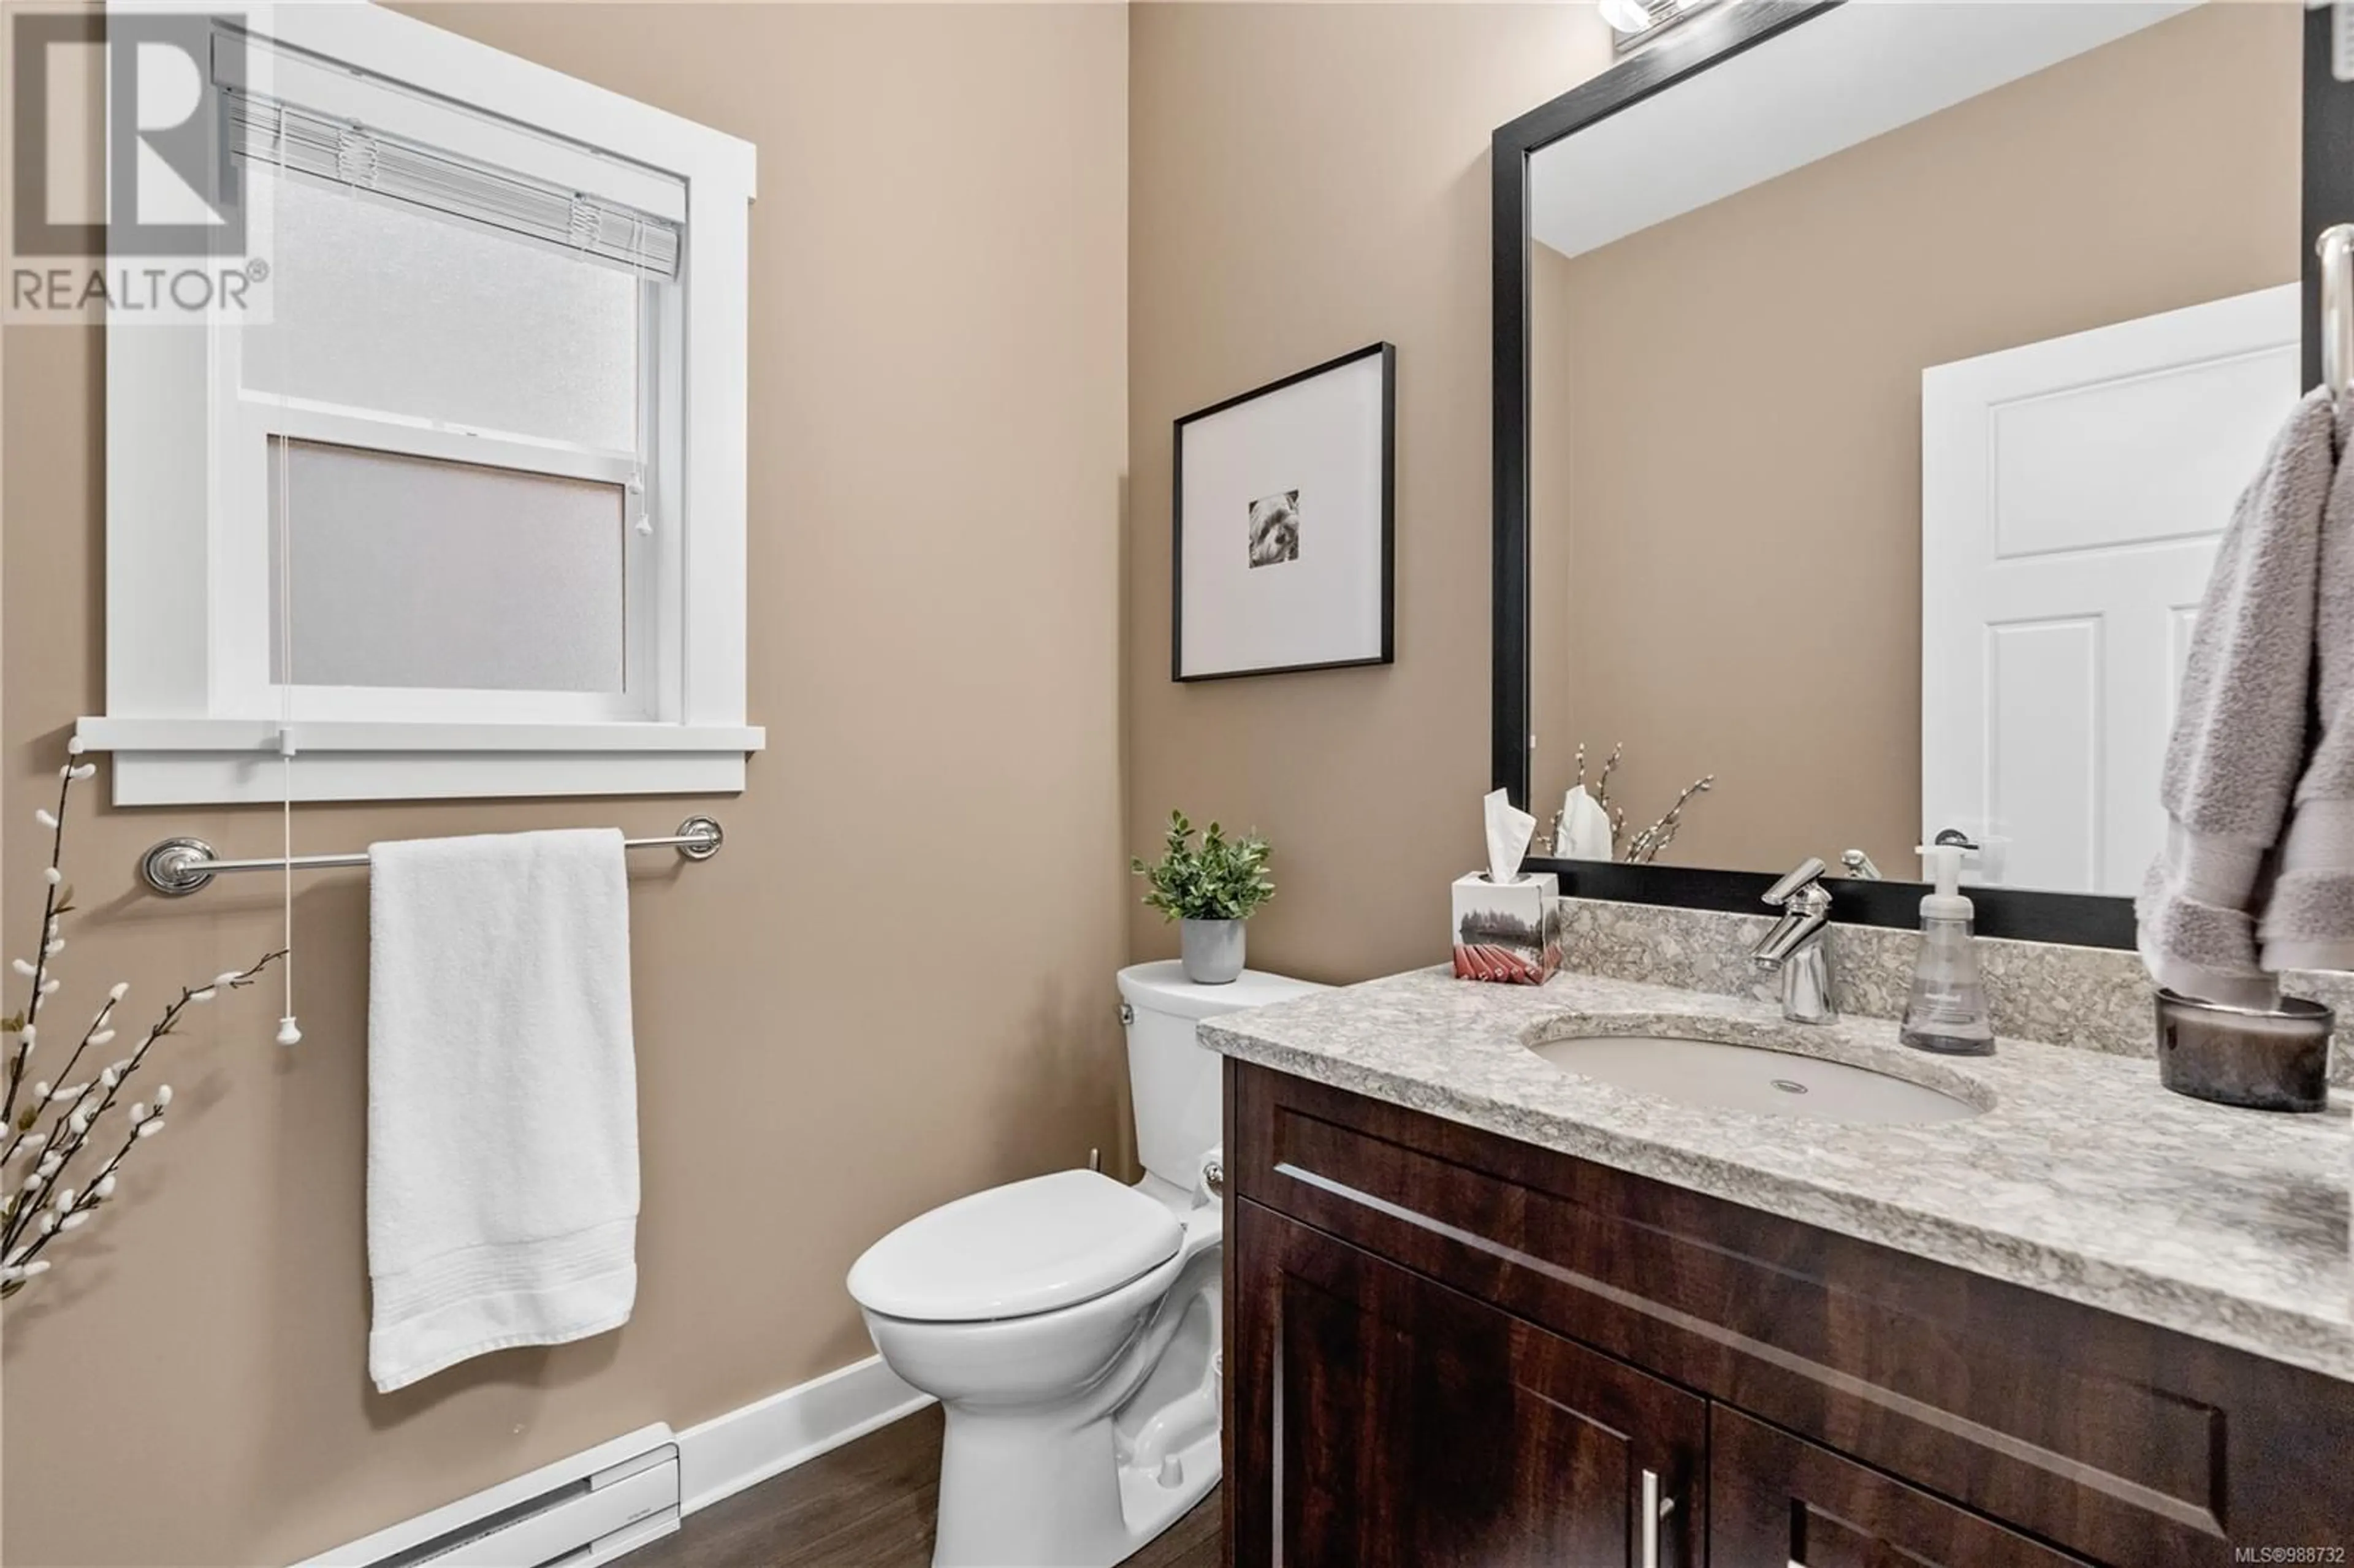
[1710,1407,2093,1568]
[1228,1200,1706,1568]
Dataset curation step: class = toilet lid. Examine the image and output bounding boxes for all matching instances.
[847,1170,1185,1323]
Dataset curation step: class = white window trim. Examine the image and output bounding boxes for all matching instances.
[82,0,762,805]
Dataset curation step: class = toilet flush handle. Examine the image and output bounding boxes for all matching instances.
[1202,1156,1224,1197]
[1119,1002,1134,1026]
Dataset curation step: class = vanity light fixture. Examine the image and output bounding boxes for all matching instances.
[1603,0,1723,56]
[1598,0,1653,37]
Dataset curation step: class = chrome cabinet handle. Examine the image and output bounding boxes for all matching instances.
[1640,1467,1663,1568]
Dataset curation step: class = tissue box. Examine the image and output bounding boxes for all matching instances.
[1451,870,1562,984]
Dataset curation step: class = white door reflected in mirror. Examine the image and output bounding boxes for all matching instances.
[1921,286,2299,896]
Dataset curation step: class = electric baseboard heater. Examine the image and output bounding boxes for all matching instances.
[294,1425,680,1568]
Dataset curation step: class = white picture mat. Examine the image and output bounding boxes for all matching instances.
[1178,352,1387,678]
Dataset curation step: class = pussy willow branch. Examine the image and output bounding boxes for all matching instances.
[1,1122,135,1288]
[1625,775,1715,866]
[1,757,281,1287]
[4,757,101,1159]
[0,992,120,1171]
[1,767,73,1130]
[1563,741,1716,864]
[1567,741,1633,853]
[1,953,282,1262]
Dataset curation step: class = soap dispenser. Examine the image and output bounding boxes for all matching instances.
[1900,843,1994,1056]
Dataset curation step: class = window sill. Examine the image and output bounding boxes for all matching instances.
[73,717,766,805]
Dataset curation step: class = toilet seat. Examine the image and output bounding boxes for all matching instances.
[848,1170,1184,1323]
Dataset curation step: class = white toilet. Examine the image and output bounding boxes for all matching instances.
[848,961,1324,1568]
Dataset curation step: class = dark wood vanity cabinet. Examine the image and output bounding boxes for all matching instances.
[1222,1060,2354,1568]
[1236,1201,1705,1567]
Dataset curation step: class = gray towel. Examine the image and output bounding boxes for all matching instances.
[2264,394,2354,975]
[2139,387,2341,1007]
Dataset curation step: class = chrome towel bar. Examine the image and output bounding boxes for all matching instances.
[2321,223,2354,401]
[137,815,724,897]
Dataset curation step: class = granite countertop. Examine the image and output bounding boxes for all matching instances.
[1199,965,2354,1383]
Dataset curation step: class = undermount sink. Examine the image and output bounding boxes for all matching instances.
[1529,1033,1983,1126]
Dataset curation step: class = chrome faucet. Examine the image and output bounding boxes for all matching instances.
[1752,858,1836,1024]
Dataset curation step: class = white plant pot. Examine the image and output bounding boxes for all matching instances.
[1180,919,1245,985]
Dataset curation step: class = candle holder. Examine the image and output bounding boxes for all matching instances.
[2154,990,2334,1113]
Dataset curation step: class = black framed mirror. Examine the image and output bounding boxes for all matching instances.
[1494,0,2354,947]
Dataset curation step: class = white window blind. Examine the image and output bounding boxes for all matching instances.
[248,169,645,452]
[226,91,681,279]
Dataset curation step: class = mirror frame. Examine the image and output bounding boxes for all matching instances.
[1492,0,2352,947]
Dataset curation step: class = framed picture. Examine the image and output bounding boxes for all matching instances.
[1172,342,1395,680]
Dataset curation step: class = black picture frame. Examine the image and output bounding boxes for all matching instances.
[1172,341,1396,682]
[1491,1,2339,952]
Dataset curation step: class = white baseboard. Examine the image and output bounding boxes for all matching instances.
[675,1353,934,1515]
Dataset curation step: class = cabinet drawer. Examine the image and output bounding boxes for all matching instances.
[1710,1407,2090,1568]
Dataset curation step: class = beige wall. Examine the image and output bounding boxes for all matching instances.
[1127,3,1611,983]
[1531,3,2301,876]
[9,3,2295,1558]
[0,6,1129,1562]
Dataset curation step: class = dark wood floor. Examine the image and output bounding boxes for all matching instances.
[630,1405,1222,1567]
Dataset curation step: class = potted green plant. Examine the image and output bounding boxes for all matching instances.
[1130,811,1274,984]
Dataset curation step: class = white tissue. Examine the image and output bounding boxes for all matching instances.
[1559,786,1613,861]
[1484,788,1536,885]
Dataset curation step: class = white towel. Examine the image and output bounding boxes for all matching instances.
[367,828,639,1393]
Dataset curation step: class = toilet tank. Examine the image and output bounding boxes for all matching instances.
[1115,961,1326,1189]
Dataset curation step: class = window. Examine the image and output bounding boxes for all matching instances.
[80,2,761,804]
[267,440,631,698]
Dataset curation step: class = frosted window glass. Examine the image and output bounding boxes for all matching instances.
[269,440,627,693]
[246,171,641,452]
